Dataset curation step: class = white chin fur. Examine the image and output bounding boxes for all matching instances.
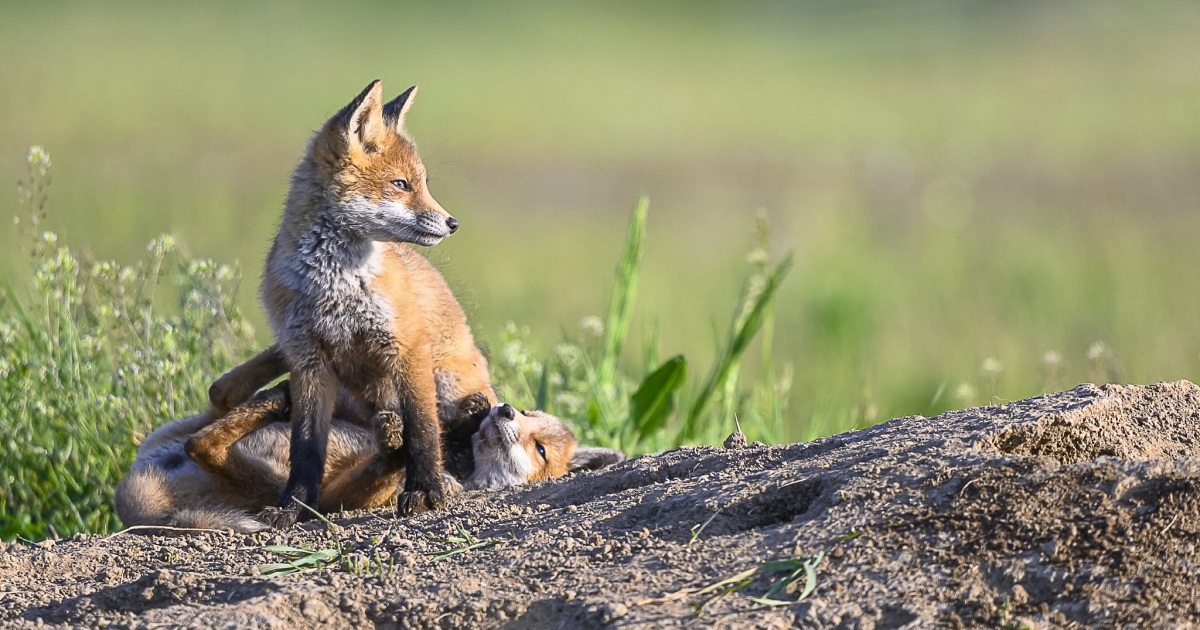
[466,430,533,490]
[412,233,443,247]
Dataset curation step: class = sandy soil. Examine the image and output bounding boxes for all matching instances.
[3,381,1200,629]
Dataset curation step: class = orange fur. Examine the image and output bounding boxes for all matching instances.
[115,391,623,533]
[252,80,497,521]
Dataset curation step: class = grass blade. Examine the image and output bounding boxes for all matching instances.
[680,252,794,443]
[798,549,825,601]
[597,196,649,397]
[535,358,550,411]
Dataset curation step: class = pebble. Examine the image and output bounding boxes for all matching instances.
[100,567,124,581]
[603,602,628,622]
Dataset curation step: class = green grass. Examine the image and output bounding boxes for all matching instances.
[0,149,256,540]
[489,195,794,452]
[3,1,1200,540]
[0,1,1196,438]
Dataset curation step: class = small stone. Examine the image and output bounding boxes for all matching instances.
[301,598,331,621]
[603,602,628,622]
[723,430,747,450]
[100,567,124,581]
[563,590,577,601]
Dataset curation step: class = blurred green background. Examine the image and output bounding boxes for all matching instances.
[2,0,1199,439]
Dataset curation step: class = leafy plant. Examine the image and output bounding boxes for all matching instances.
[0,147,256,540]
[489,198,795,453]
[424,521,506,560]
[750,532,862,606]
[627,354,687,447]
[258,545,342,577]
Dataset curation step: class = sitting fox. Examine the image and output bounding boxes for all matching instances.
[115,383,623,533]
[222,79,497,521]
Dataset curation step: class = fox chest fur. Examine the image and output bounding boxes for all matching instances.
[267,226,405,393]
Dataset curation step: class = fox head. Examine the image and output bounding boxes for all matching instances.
[307,79,456,247]
[466,403,625,489]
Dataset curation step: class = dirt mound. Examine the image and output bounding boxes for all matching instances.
[3,381,1200,629]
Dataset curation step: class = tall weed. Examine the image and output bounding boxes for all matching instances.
[0,148,256,540]
[490,198,794,453]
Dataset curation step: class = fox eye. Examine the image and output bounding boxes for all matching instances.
[391,179,411,192]
[535,443,546,460]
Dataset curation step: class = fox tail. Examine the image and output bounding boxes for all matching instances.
[115,466,270,534]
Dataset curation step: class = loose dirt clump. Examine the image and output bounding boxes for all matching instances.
[3,381,1200,629]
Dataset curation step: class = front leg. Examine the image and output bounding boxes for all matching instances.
[441,391,494,481]
[274,358,337,526]
[395,350,446,515]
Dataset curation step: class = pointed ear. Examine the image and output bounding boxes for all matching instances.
[330,79,386,153]
[568,447,625,473]
[382,85,418,134]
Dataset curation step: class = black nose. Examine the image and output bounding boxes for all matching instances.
[445,217,459,233]
[497,403,515,420]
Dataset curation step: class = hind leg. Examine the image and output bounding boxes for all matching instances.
[209,345,289,416]
[186,382,290,490]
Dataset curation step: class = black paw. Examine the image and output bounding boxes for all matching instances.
[458,391,492,419]
[397,488,446,516]
[257,506,300,530]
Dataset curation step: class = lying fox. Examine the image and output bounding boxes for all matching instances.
[219,79,497,520]
[115,383,623,533]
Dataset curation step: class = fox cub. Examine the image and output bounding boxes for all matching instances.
[236,79,496,521]
[115,384,624,533]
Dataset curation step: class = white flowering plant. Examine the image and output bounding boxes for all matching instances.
[0,148,256,540]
